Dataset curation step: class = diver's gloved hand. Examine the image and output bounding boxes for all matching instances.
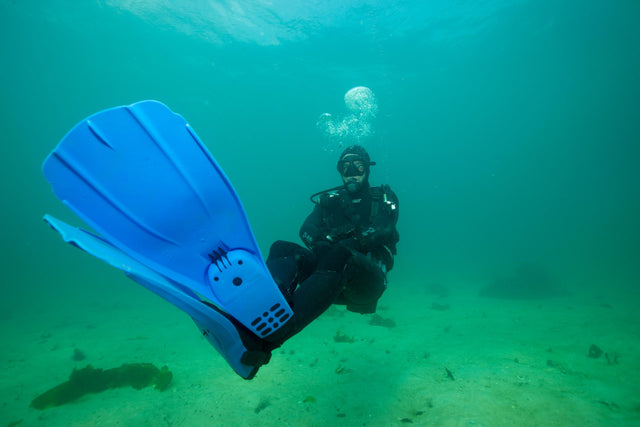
[355,227,395,252]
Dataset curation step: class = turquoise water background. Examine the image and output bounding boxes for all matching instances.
[1,0,639,315]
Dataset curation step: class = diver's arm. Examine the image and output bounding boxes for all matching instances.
[299,204,327,248]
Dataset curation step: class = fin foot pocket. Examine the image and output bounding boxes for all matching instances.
[205,249,294,338]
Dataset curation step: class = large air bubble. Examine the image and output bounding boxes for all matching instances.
[317,86,378,151]
[344,86,378,118]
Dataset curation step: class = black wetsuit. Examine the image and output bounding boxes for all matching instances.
[266,183,399,343]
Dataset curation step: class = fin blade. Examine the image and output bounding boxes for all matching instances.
[43,101,292,339]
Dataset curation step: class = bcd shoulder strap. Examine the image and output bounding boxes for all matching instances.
[369,185,389,222]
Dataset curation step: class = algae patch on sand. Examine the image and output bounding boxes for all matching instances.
[30,363,172,410]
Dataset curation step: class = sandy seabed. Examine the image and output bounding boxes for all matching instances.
[2,277,639,427]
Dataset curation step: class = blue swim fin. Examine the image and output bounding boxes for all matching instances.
[43,100,293,379]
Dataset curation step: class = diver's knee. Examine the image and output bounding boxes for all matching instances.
[268,240,304,259]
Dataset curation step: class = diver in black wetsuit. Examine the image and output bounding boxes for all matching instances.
[265,145,399,344]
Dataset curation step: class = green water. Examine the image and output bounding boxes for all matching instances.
[1,2,638,305]
[5,0,638,301]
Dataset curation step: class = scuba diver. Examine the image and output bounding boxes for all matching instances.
[43,101,398,379]
[266,144,399,337]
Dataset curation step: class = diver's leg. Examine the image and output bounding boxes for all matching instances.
[266,240,317,301]
[287,244,352,336]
